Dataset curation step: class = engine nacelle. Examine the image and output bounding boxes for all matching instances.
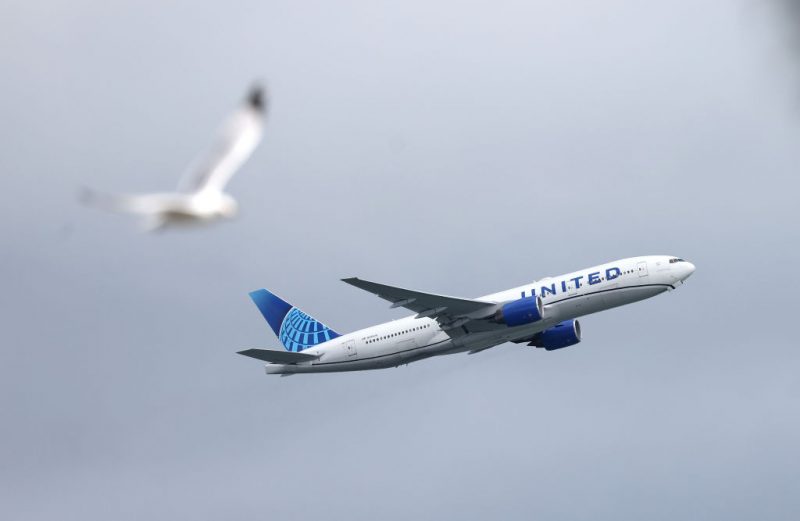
[494,296,544,327]
[530,320,581,351]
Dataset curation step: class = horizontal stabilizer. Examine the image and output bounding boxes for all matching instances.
[237,348,319,364]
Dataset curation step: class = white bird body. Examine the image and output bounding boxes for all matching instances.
[82,86,265,231]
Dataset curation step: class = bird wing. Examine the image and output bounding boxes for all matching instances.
[178,85,266,194]
[79,188,188,215]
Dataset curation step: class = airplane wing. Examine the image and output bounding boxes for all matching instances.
[341,277,499,329]
[178,85,266,194]
[237,348,319,364]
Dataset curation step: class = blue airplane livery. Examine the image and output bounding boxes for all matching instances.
[238,256,695,375]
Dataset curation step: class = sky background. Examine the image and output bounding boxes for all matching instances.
[1,1,799,519]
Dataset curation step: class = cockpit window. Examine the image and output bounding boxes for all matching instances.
[669,258,686,263]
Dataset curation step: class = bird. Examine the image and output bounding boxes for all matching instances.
[81,85,266,231]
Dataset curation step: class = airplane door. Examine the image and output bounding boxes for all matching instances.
[345,340,357,357]
[637,261,649,278]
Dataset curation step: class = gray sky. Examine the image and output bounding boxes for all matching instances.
[1,1,799,519]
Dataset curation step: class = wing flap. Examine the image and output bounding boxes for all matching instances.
[237,348,319,364]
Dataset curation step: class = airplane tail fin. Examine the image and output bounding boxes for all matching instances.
[248,289,341,352]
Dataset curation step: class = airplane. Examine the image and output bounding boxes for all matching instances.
[81,85,266,231]
[238,255,695,375]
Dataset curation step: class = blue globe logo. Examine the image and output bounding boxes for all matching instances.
[279,308,339,352]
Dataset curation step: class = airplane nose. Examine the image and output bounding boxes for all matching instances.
[683,262,696,280]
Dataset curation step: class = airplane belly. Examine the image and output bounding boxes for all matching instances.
[579,292,609,315]
[603,284,668,308]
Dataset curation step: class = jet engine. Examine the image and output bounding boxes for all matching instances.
[530,320,581,351]
[493,296,544,327]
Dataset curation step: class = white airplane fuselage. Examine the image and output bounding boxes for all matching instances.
[264,256,695,374]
